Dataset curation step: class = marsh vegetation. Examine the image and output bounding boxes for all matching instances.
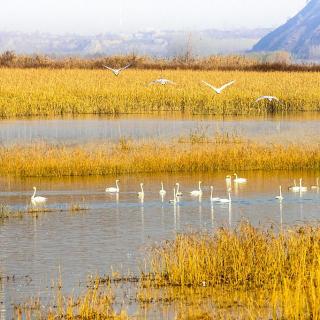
[15,223,320,319]
[1,134,320,177]
[1,69,320,117]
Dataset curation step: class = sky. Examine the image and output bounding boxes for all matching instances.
[0,0,307,35]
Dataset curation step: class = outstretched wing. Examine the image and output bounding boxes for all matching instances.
[166,79,176,84]
[148,80,157,86]
[255,96,280,103]
[219,80,236,91]
[119,64,131,71]
[202,80,218,92]
[103,65,115,72]
[255,96,267,103]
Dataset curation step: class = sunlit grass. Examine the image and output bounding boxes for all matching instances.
[0,134,320,176]
[15,279,129,320]
[139,222,320,319]
[16,223,320,319]
[0,69,320,117]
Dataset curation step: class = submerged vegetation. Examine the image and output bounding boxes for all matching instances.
[0,68,320,117]
[1,135,320,176]
[15,280,128,320]
[16,223,320,319]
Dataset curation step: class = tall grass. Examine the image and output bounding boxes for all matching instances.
[1,136,320,176]
[17,223,320,319]
[140,222,320,318]
[0,69,320,117]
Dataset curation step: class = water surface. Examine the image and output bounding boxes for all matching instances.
[1,171,320,317]
[1,113,320,145]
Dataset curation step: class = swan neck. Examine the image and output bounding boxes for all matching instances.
[32,188,36,198]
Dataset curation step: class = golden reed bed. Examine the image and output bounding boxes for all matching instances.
[17,223,320,319]
[0,69,320,117]
[1,136,320,177]
[138,223,320,319]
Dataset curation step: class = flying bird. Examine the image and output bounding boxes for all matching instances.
[202,80,236,94]
[103,64,131,76]
[148,79,176,86]
[255,96,280,103]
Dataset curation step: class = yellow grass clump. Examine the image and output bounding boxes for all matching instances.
[0,69,320,117]
[15,279,129,320]
[1,136,320,176]
[140,222,320,319]
[15,222,320,319]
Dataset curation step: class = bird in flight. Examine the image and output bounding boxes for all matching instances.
[202,80,236,94]
[148,78,176,86]
[255,96,280,103]
[103,64,131,76]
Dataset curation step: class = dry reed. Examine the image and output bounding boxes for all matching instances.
[140,222,320,318]
[1,136,320,177]
[0,68,320,117]
[1,51,320,72]
[17,223,320,319]
[15,279,129,320]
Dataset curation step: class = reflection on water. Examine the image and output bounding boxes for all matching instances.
[1,113,320,145]
[0,171,320,316]
[0,282,5,320]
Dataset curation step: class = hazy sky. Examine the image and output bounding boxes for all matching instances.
[0,0,307,35]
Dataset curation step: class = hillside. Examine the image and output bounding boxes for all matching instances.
[252,0,320,59]
[0,29,270,57]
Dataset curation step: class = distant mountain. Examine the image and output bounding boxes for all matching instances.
[0,29,271,57]
[252,0,320,60]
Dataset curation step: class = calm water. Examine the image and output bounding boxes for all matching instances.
[1,113,320,145]
[1,171,320,318]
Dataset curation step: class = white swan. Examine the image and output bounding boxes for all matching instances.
[31,187,47,207]
[288,180,300,192]
[105,180,120,193]
[159,182,166,196]
[234,173,247,184]
[275,186,284,201]
[175,183,183,197]
[103,64,131,76]
[169,187,177,204]
[190,181,203,197]
[311,178,319,190]
[148,78,175,86]
[219,193,232,204]
[299,178,308,192]
[255,96,279,103]
[138,183,144,198]
[210,186,220,202]
[202,80,235,94]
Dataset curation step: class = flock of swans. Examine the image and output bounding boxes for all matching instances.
[103,176,240,205]
[102,64,280,103]
[103,175,319,204]
[29,175,319,208]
